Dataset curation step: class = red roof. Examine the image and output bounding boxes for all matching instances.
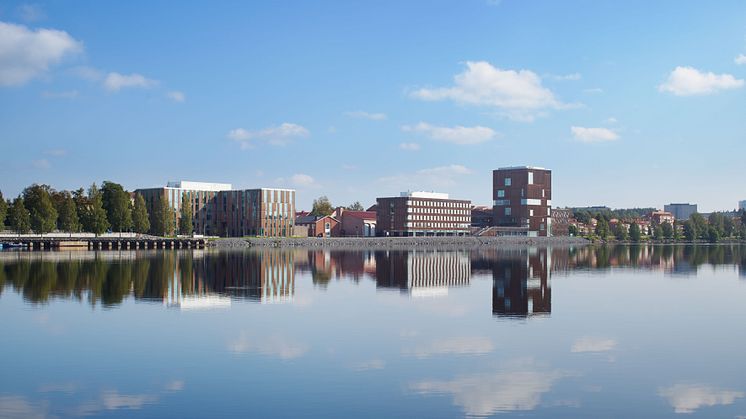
[343,211,376,220]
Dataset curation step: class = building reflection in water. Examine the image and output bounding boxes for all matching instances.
[1,245,746,310]
[375,251,470,297]
[488,248,551,318]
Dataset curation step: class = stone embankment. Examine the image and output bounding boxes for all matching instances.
[209,236,588,249]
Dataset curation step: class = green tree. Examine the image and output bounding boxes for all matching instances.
[101,181,132,232]
[9,197,31,234]
[614,223,628,241]
[150,196,174,237]
[629,222,641,242]
[23,184,58,234]
[568,224,579,237]
[311,196,334,216]
[707,225,720,243]
[595,218,609,239]
[661,221,674,240]
[85,183,110,236]
[653,225,664,241]
[132,193,150,234]
[0,190,8,228]
[683,220,697,242]
[346,201,365,211]
[179,193,193,235]
[690,213,707,239]
[57,192,80,233]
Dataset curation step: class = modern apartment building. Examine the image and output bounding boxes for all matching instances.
[136,181,230,236]
[738,200,746,211]
[664,203,697,221]
[216,188,295,237]
[135,181,295,237]
[493,166,552,237]
[375,191,471,237]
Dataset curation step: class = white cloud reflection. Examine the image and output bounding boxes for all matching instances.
[410,369,563,416]
[659,383,744,414]
[403,336,494,358]
[228,332,309,359]
[571,337,617,353]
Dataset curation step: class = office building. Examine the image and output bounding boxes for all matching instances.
[136,181,230,236]
[664,203,697,221]
[493,166,552,237]
[739,200,746,211]
[216,188,295,237]
[135,181,295,237]
[376,191,471,236]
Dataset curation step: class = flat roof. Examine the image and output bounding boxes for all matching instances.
[494,166,550,171]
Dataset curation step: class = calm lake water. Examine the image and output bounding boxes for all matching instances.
[1,245,745,418]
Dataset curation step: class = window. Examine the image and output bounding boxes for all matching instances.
[504,177,511,186]
[529,209,534,216]
[497,190,505,198]
[528,172,533,185]
[505,207,512,216]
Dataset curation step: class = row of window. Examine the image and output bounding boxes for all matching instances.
[407,215,470,222]
[405,222,470,229]
[406,200,469,208]
[406,207,469,215]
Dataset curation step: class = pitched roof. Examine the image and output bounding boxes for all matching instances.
[342,211,376,220]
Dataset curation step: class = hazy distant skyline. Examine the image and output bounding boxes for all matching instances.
[1,1,745,212]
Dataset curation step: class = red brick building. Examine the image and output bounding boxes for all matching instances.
[493,167,552,237]
[376,191,471,237]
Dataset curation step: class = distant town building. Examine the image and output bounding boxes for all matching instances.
[551,208,571,236]
[739,200,746,211]
[135,181,295,237]
[492,166,552,237]
[664,203,697,221]
[470,205,494,228]
[337,208,377,237]
[650,211,675,225]
[376,191,471,236]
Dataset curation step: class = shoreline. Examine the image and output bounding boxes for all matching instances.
[209,236,589,249]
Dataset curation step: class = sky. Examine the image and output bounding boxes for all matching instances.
[0,0,745,212]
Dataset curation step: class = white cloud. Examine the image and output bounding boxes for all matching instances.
[659,384,744,414]
[166,90,185,102]
[228,333,309,359]
[402,122,497,145]
[69,65,102,81]
[344,110,387,120]
[377,164,473,190]
[101,391,157,410]
[583,87,604,94]
[103,72,158,91]
[571,337,617,353]
[410,369,563,416]
[411,61,568,121]
[571,126,619,143]
[605,117,618,124]
[658,66,743,96]
[404,336,494,358]
[399,142,421,151]
[290,173,316,187]
[0,21,82,86]
[228,122,309,149]
[17,4,46,22]
[546,72,581,81]
[735,54,746,65]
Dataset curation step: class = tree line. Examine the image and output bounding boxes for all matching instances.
[575,211,746,243]
[0,183,194,237]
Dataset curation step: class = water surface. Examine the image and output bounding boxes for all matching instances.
[1,245,745,418]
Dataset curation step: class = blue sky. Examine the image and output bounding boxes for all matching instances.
[1,1,745,212]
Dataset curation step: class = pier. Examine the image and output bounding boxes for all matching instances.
[0,236,207,251]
